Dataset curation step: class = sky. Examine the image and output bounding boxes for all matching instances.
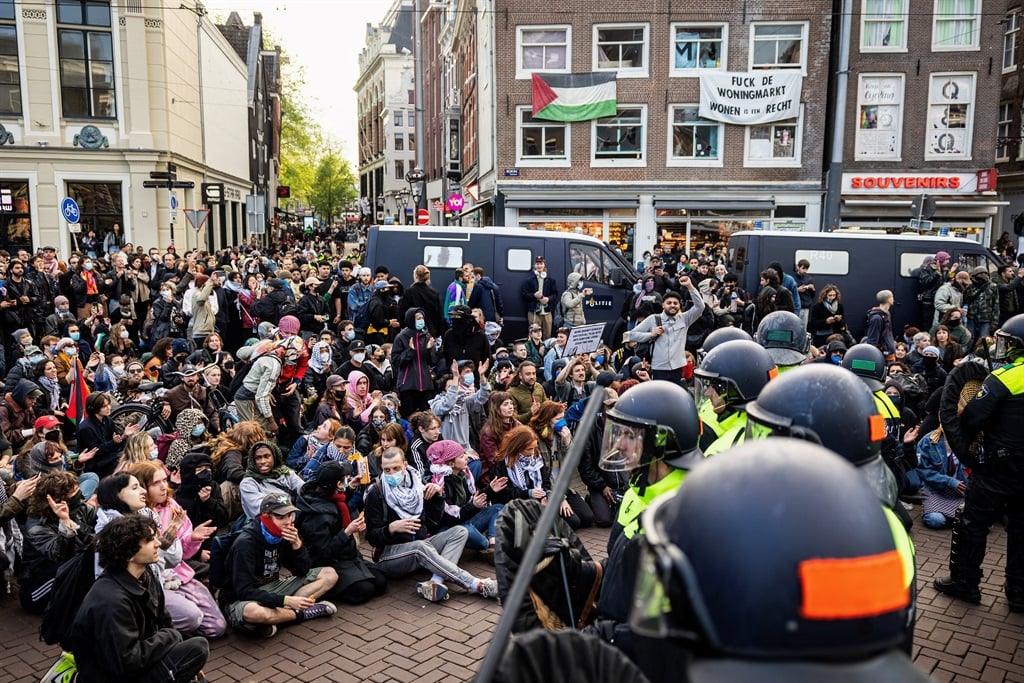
[205,0,392,170]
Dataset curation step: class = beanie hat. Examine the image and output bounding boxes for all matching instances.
[277,315,301,336]
[427,439,463,466]
[935,251,950,262]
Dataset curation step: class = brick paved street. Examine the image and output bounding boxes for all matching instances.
[1,507,1021,682]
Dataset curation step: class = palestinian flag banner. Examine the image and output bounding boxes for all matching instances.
[531,72,617,122]
[67,359,90,424]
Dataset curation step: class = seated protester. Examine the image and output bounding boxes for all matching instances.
[305,338,335,396]
[70,515,210,683]
[910,345,948,394]
[361,344,395,394]
[428,359,490,481]
[239,440,304,520]
[408,410,442,481]
[89,353,125,394]
[115,431,159,473]
[380,392,413,442]
[915,426,969,529]
[370,423,408,481]
[552,355,596,405]
[3,344,46,397]
[507,361,548,423]
[77,391,142,480]
[164,408,209,474]
[364,446,499,603]
[15,415,100,498]
[175,451,230,534]
[164,364,221,437]
[573,389,629,529]
[300,425,357,483]
[187,332,231,369]
[489,425,583,527]
[219,492,339,637]
[355,403,390,459]
[427,440,505,552]
[160,339,192,390]
[0,378,44,454]
[20,471,96,613]
[130,461,226,639]
[209,421,268,522]
[528,402,594,530]
[295,461,388,605]
[43,295,76,339]
[344,369,377,430]
[478,391,521,482]
[33,357,66,420]
[310,374,351,429]
[202,364,231,418]
[286,417,342,473]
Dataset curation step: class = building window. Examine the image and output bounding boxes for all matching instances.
[933,0,980,50]
[394,111,404,127]
[592,105,646,166]
[750,23,807,70]
[66,181,123,249]
[0,0,21,115]
[395,133,404,151]
[855,74,904,161]
[671,24,727,73]
[593,23,648,76]
[517,26,571,78]
[997,102,1013,160]
[925,73,974,159]
[57,0,116,118]
[409,133,415,151]
[0,181,31,252]
[744,108,803,166]
[395,160,405,180]
[516,106,569,166]
[1004,10,1021,70]
[667,105,722,165]
[861,0,907,51]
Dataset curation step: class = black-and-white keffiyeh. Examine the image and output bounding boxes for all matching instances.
[383,467,425,519]
[509,454,544,491]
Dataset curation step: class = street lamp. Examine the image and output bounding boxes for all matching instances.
[406,166,426,217]
[396,189,410,224]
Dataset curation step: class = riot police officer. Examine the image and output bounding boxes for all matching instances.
[693,340,777,455]
[693,328,755,444]
[934,314,1024,612]
[755,310,810,372]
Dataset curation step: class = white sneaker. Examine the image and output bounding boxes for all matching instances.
[476,578,499,599]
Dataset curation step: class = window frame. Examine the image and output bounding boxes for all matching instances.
[854,73,905,161]
[394,132,404,151]
[666,104,724,167]
[516,25,572,79]
[924,72,975,161]
[932,0,981,51]
[591,104,647,168]
[516,105,571,168]
[860,0,909,52]
[996,101,1012,161]
[749,21,809,74]
[0,0,21,116]
[56,0,116,120]
[743,105,804,167]
[670,22,729,75]
[1004,9,1021,71]
[592,22,649,78]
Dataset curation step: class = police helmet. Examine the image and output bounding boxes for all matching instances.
[994,313,1024,362]
[694,340,777,416]
[630,439,912,672]
[755,311,809,366]
[696,327,753,365]
[599,380,703,472]
[841,343,887,391]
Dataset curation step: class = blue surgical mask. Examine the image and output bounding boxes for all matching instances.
[191,424,206,437]
[462,373,475,387]
[346,330,356,340]
[554,418,567,431]
[415,319,425,331]
[149,446,159,460]
[830,354,843,365]
[70,332,80,341]
[28,355,44,364]
[383,472,403,487]
[83,262,93,271]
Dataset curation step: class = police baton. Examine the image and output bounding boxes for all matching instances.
[474,386,606,683]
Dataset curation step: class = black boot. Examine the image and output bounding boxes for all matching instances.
[934,510,984,604]
[933,575,981,604]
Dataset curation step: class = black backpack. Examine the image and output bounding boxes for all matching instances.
[40,543,96,650]
[634,315,661,361]
[208,526,246,591]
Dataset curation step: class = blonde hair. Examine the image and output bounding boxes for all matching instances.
[118,431,154,468]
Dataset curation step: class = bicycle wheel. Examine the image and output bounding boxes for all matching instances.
[110,403,170,435]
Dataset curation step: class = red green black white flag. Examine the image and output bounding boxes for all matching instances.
[531,72,617,122]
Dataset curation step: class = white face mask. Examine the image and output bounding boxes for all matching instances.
[353,353,365,364]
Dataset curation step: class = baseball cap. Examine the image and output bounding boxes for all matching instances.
[349,340,366,351]
[34,415,61,430]
[259,492,299,516]
[326,374,345,389]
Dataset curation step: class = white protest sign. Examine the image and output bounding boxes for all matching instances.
[699,71,802,125]
[563,322,607,357]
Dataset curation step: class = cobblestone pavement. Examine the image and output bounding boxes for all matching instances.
[1,507,1021,682]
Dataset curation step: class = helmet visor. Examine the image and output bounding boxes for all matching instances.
[993,331,1018,362]
[694,374,732,417]
[745,408,824,446]
[599,418,650,472]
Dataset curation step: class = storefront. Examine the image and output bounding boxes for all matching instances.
[0,180,34,254]
[515,207,637,264]
[839,171,1003,245]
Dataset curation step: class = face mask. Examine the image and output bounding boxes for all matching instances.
[111,364,125,377]
[554,418,567,431]
[48,345,56,354]
[28,355,44,364]
[65,347,77,356]
[162,290,173,299]
[83,262,93,271]
[346,330,356,341]
[948,318,961,327]
[45,430,61,442]
[578,282,584,291]
[830,354,843,364]
[259,513,285,538]
[119,330,131,340]
[923,356,938,368]
[68,491,84,509]
[415,319,425,331]
[149,446,159,460]
[195,469,213,485]
[191,424,206,438]
[56,307,69,315]
[353,353,365,363]
[371,418,386,430]
[70,332,80,341]
[320,352,331,363]
[332,390,345,400]
[383,472,404,487]
[462,373,475,387]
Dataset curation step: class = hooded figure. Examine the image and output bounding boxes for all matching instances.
[0,378,42,451]
[164,408,208,473]
[560,272,587,328]
[174,451,229,532]
[238,440,304,519]
[442,304,490,368]
[306,340,334,393]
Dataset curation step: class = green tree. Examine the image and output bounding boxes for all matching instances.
[307,150,357,223]
[278,63,321,203]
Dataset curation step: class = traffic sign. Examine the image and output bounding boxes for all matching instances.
[169,192,178,211]
[432,200,443,210]
[446,193,464,212]
[184,208,211,232]
[417,208,429,225]
[60,197,80,223]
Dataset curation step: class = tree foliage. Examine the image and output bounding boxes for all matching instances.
[307,151,358,222]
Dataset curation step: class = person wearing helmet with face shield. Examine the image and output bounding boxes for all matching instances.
[934,313,1024,612]
[694,340,777,456]
[755,310,810,372]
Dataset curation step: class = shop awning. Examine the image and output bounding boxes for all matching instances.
[503,197,639,209]
[843,198,1008,215]
[456,198,491,218]
[655,198,776,211]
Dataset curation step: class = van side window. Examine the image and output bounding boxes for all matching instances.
[899,252,935,277]
[507,249,533,272]
[423,246,464,269]
[570,243,605,282]
[793,249,849,276]
[733,246,745,272]
[956,252,999,275]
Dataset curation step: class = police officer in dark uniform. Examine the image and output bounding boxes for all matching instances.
[934,313,1024,612]
[694,340,776,455]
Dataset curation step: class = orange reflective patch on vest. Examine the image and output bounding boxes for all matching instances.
[798,550,908,619]
[868,414,886,443]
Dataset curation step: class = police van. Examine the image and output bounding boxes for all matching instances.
[727,230,1003,338]
[364,225,639,341]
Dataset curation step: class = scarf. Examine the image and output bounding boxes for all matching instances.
[382,467,425,520]
[330,491,352,527]
[224,279,244,295]
[824,299,839,314]
[38,375,60,411]
[508,454,544,491]
[243,448,292,481]
[82,270,98,295]
[29,442,65,476]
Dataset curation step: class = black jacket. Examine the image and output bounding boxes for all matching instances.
[398,282,444,338]
[296,291,330,333]
[391,308,437,393]
[364,477,445,549]
[295,491,362,566]
[175,452,230,531]
[219,520,312,607]
[250,289,291,326]
[76,415,121,479]
[487,460,552,503]
[71,569,181,682]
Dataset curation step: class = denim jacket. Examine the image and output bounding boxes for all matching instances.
[915,431,967,494]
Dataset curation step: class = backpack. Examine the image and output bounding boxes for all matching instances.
[279,298,298,321]
[634,315,662,361]
[40,543,96,651]
[154,431,180,463]
[208,526,245,590]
